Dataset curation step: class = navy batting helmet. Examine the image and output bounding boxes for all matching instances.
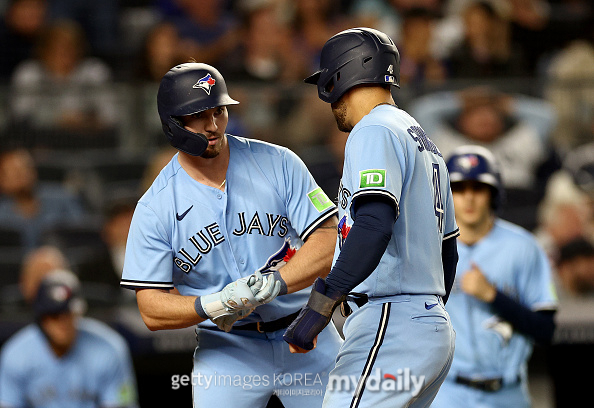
[157,63,239,156]
[304,27,400,104]
[34,270,86,319]
[446,145,504,209]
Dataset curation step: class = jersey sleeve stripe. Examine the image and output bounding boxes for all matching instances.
[443,228,460,240]
[120,279,175,290]
[300,207,338,241]
[351,190,400,220]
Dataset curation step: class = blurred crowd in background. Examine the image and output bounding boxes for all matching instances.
[0,0,594,407]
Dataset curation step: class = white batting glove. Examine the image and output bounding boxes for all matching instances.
[195,271,281,320]
[213,308,255,332]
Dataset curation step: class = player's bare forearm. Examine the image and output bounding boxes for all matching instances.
[136,288,204,331]
[279,217,337,294]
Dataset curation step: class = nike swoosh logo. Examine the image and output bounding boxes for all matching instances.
[176,205,193,221]
[425,302,438,310]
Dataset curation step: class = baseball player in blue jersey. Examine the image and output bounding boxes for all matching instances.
[0,270,138,408]
[431,145,557,408]
[120,63,342,407]
[283,28,460,408]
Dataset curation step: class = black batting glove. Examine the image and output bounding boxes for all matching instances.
[283,278,346,350]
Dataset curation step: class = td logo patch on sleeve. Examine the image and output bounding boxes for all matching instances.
[308,187,334,212]
[359,169,386,188]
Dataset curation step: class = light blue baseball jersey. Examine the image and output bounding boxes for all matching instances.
[121,135,337,324]
[444,219,557,384]
[335,104,459,297]
[0,318,137,408]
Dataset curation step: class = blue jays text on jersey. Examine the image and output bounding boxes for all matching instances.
[121,135,337,324]
[173,211,291,273]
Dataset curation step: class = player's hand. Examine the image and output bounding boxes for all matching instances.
[289,336,317,353]
[213,308,255,332]
[283,278,346,351]
[220,271,281,310]
[196,271,281,320]
[461,263,497,303]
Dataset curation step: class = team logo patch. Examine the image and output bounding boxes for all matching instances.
[456,154,479,170]
[337,215,351,250]
[258,239,297,273]
[193,73,216,94]
[307,187,333,212]
[359,169,386,188]
[50,285,71,302]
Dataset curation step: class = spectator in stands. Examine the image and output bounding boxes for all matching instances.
[45,0,119,56]
[555,238,594,299]
[135,21,186,83]
[0,0,48,81]
[134,22,188,145]
[162,0,239,70]
[222,1,305,144]
[398,7,447,89]
[0,270,138,407]
[348,0,442,44]
[544,20,594,152]
[535,170,593,264]
[564,143,594,230]
[0,148,86,249]
[9,19,118,137]
[447,0,528,79]
[289,0,351,74]
[411,87,558,230]
[229,0,302,83]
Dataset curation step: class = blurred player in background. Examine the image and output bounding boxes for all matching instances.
[284,27,459,407]
[431,145,557,408]
[0,269,138,408]
[120,62,341,407]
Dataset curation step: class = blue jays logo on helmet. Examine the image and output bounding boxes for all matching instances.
[337,215,352,250]
[193,73,216,95]
[446,145,504,209]
[456,154,480,171]
[258,239,297,274]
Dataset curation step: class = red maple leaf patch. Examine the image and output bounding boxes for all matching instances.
[283,247,296,262]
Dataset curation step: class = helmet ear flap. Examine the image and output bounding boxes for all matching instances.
[166,117,208,157]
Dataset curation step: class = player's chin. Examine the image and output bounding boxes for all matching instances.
[201,147,220,159]
[201,139,224,158]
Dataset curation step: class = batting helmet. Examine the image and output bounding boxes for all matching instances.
[445,145,504,209]
[34,270,86,320]
[157,63,239,156]
[304,27,400,104]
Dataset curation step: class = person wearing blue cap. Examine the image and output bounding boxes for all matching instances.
[0,270,139,408]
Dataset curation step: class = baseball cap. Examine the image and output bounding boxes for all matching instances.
[34,270,86,319]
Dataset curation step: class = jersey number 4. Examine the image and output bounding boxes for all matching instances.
[432,163,444,233]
